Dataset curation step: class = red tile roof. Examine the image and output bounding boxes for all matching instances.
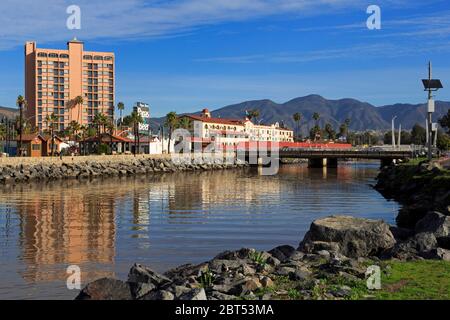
[183,115,245,126]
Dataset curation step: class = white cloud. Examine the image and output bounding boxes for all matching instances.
[0,0,367,50]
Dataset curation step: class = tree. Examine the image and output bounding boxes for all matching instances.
[0,123,6,141]
[46,113,58,157]
[309,125,322,141]
[438,109,450,134]
[411,123,426,145]
[178,117,192,130]
[247,109,260,123]
[117,102,125,126]
[324,123,336,141]
[165,111,178,154]
[313,112,320,124]
[437,131,450,151]
[130,111,143,155]
[16,95,26,156]
[73,96,84,124]
[106,120,115,154]
[67,120,81,142]
[292,112,302,140]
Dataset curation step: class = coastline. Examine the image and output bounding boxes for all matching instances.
[76,161,450,300]
[0,154,249,185]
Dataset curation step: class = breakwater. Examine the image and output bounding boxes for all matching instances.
[0,154,248,184]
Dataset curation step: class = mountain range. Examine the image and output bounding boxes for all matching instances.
[2,95,449,133]
[151,95,449,134]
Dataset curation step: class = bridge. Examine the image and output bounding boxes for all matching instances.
[245,147,417,168]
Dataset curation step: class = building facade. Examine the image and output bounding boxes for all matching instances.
[25,39,115,132]
[182,109,294,148]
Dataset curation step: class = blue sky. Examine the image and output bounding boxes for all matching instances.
[1,0,450,117]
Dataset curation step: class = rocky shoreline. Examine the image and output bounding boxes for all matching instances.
[375,161,450,228]
[0,156,249,184]
[76,211,450,300]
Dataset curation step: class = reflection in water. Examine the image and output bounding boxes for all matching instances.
[0,163,399,299]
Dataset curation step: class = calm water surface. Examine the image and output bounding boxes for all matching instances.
[0,162,400,299]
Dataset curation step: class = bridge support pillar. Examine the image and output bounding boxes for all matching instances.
[308,158,337,168]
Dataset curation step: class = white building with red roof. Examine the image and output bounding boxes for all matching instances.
[181,109,293,149]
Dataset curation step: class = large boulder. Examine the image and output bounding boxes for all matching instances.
[298,215,396,258]
[75,278,133,300]
[415,211,450,247]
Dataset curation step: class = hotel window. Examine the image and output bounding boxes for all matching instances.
[104,56,113,61]
[38,61,43,67]
[60,54,69,59]
[38,76,42,83]
[37,52,47,57]
[38,100,43,106]
[109,72,113,78]
[83,55,92,60]
[38,84,42,90]
[49,53,58,58]
[94,56,103,60]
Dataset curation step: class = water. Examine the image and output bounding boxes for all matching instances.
[0,162,399,299]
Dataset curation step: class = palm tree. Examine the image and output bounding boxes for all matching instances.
[292,112,302,140]
[106,119,115,154]
[117,102,125,126]
[16,95,26,156]
[129,111,143,156]
[313,112,320,125]
[324,123,336,141]
[165,111,178,154]
[80,125,88,155]
[46,113,58,157]
[247,109,260,123]
[178,117,192,130]
[72,96,84,124]
[67,120,81,141]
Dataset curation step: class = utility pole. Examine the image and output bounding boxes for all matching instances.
[422,62,443,162]
[391,116,397,149]
[427,62,433,161]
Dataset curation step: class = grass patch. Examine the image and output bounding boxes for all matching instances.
[375,260,450,300]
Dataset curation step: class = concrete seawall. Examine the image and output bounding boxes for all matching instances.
[0,153,248,184]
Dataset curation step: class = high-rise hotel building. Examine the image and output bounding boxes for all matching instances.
[25,39,115,132]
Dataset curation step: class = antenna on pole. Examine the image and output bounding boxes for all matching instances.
[421,61,443,161]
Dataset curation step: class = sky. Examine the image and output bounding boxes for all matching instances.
[1,0,450,117]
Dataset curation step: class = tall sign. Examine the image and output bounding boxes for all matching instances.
[133,102,150,135]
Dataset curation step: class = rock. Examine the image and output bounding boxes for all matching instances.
[173,286,192,298]
[243,278,262,292]
[421,248,450,261]
[414,232,438,253]
[330,285,352,298]
[268,245,296,262]
[75,278,132,300]
[299,216,396,258]
[415,212,450,248]
[209,291,236,300]
[275,266,296,276]
[128,263,172,287]
[260,276,274,288]
[390,226,415,241]
[179,288,207,300]
[142,290,175,300]
[129,282,156,299]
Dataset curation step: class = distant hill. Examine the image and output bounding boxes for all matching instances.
[0,106,18,119]
[150,95,450,134]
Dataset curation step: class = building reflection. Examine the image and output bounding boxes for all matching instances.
[12,180,117,283]
[0,163,370,288]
